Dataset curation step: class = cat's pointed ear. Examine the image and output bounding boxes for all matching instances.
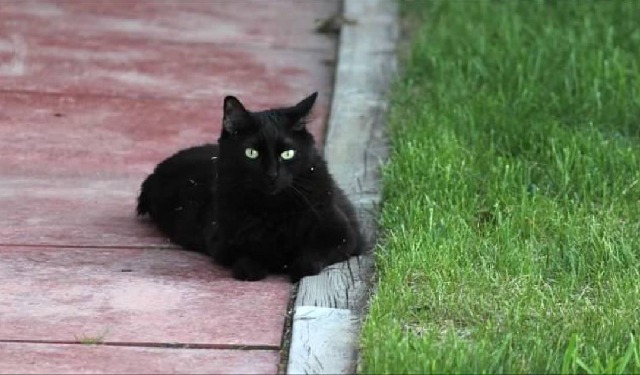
[294,92,318,116]
[222,96,249,134]
[288,92,318,131]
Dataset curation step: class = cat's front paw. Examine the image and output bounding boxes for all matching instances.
[232,257,268,281]
[288,256,323,283]
[211,246,235,267]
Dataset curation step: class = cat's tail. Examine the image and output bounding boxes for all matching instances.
[136,173,154,216]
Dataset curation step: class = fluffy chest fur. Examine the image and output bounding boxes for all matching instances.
[215,158,337,265]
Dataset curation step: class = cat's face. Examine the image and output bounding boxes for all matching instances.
[218,93,318,195]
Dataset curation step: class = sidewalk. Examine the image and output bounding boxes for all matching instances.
[0,1,340,373]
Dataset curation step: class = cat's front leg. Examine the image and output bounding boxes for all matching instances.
[289,208,359,282]
[210,241,268,281]
[232,256,268,281]
[288,253,325,283]
[210,214,263,269]
[209,240,235,267]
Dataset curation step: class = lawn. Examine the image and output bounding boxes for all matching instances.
[360,0,640,373]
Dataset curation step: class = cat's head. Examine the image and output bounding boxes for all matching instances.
[217,93,318,195]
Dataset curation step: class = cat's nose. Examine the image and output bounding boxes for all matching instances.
[266,170,278,182]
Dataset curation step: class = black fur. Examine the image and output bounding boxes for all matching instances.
[137,93,362,282]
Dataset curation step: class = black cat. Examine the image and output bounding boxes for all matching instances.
[137,93,363,282]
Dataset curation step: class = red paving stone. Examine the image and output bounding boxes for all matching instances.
[0,343,279,374]
[0,0,339,372]
[0,40,333,104]
[0,178,168,247]
[0,1,337,52]
[0,247,290,347]
[0,92,327,179]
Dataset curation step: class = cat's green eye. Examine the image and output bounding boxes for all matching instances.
[281,149,296,160]
[245,148,259,159]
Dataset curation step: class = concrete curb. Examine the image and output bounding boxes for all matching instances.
[286,0,398,373]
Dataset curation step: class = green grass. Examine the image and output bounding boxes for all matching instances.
[361,1,640,373]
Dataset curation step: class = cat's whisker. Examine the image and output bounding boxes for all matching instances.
[287,184,321,219]
[291,178,315,193]
[293,175,315,184]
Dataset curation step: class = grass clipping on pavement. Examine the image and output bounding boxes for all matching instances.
[361,1,640,373]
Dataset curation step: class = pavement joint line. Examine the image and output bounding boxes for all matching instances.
[286,0,398,373]
[0,339,279,351]
[0,243,178,250]
[0,88,226,103]
[277,281,300,374]
[60,37,336,56]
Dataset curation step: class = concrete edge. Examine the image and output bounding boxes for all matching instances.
[287,0,398,373]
